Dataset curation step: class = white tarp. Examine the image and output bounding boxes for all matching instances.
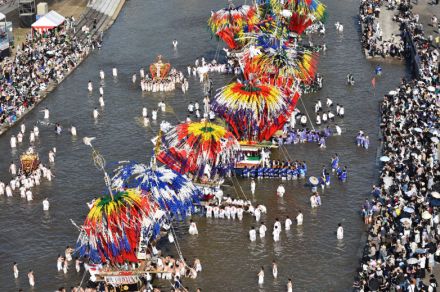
[31,10,65,32]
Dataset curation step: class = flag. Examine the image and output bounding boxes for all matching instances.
[371,77,376,89]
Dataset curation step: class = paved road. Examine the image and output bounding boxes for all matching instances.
[378,6,401,41]
[412,0,440,38]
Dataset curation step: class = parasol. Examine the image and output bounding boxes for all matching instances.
[431,137,439,143]
[432,192,440,199]
[379,156,390,162]
[403,206,415,213]
[400,217,411,224]
[422,211,432,220]
[412,127,423,133]
[309,176,319,185]
[368,278,380,291]
[76,189,153,264]
[407,258,418,265]
[111,162,200,217]
[212,80,297,141]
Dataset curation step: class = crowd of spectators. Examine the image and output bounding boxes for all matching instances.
[0,24,99,129]
[354,1,440,291]
[395,2,440,84]
[360,0,405,58]
[354,79,440,292]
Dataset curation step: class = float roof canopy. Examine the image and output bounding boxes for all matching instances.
[31,10,65,31]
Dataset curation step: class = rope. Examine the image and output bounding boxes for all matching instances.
[169,222,185,262]
[286,149,292,161]
[166,220,199,292]
[279,144,286,160]
[167,279,189,292]
[78,270,88,287]
[232,175,249,201]
[299,96,316,131]
[145,164,186,265]
[283,145,293,161]
[279,144,292,161]
[230,178,242,199]
[164,99,182,123]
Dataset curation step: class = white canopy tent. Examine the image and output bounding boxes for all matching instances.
[31,10,65,33]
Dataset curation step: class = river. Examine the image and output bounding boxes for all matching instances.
[0,0,410,290]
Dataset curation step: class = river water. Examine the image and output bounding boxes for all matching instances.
[0,0,410,291]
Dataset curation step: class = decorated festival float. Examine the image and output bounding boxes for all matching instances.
[155,120,240,200]
[72,0,327,290]
[74,139,201,291]
[207,0,326,170]
[20,147,40,174]
[140,55,186,93]
[156,121,240,182]
[149,55,171,80]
